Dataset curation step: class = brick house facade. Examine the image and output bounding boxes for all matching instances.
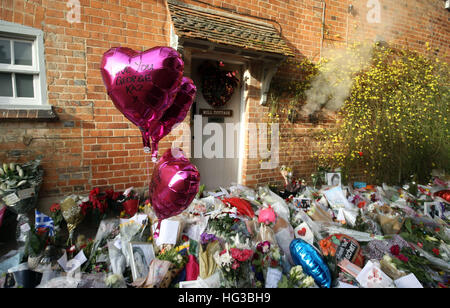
[0,0,449,199]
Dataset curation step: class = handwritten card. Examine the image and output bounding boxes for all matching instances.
[265,267,283,288]
[294,223,314,246]
[2,193,20,206]
[356,261,394,288]
[394,274,423,288]
[17,188,35,200]
[323,186,353,211]
[58,250,87,273]
[156,219,180,246]
[20,223,31,233]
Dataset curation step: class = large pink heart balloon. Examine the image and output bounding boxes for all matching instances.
[149,148,200,220]
[148,77,197,160]
[100,46,184,153]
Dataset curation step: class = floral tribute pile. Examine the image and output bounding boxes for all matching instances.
[0,163,449,289]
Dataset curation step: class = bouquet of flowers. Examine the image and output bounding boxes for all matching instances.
[278,265,316,288]
[214,243,255,288]
[280,165,304,197]
[198,232,221,279]
[311,166,331,189]
[156,247,188,288]
[49,203,64,227]
[119,189,139,218]
[0,157,44,215]
[207,206,242,240]
[399,218,449,261]
[82,219,121,273]
[252,241,282,285]
[318,236,341,283]
[158,247,187,269]
[80,187,123,222]
[387,245,436,287]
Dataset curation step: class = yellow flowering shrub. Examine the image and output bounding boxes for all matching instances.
[317,44,449,184]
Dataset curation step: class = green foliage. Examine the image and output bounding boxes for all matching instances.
[267,57,319,122]
[399,218,448,259]
[208,214,238,238]
[158,247,187,269]
[391,247,434,285]
[24,227,49,258]
[314,44,450,185]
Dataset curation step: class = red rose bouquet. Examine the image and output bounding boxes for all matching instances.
[214,244,255,288]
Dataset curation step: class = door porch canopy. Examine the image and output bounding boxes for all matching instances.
[167,0,294,105]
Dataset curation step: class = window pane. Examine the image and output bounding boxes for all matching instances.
[0,40,11,64]
[15,74,34,98]
[0,73,13,97]
[14,41,33,66]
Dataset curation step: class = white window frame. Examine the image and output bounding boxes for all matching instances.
[0,20,49,110]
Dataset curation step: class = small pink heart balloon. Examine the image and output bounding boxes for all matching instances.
[149,148,200,220]
[149,77,197,160]
[100,46,184,154]
[258,206,277,225]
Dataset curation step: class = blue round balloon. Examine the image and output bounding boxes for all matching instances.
[289,239,332,288]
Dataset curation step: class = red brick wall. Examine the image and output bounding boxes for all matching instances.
[1,0,449,197]
[0,0,172,196]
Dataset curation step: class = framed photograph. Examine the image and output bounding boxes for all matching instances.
[294,198,311,210]
[326,172,342,187]
[424,202,442,219]
[128,242,155,282]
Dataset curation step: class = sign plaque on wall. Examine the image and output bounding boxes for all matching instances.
[200,109,233,117]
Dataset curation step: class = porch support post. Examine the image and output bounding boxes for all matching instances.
[260,64,279,106]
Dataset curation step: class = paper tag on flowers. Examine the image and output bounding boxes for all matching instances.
[394,273,423,288]
[265,267,283,288]
[58,250,87,273]
[17,188,35,200]
[3,193,20,206]
[20,223,31,233]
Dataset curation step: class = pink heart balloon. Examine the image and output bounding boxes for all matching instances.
[100,46,184,153]
[258,206,277,225]
[149,148,200,220]
[149,77,197,160]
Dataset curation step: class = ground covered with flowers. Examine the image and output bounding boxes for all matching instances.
[1,170,449,288]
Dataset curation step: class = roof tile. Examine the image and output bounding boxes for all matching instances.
[168,1,294,57]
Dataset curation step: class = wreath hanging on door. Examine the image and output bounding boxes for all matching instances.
[199,61,240,108]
